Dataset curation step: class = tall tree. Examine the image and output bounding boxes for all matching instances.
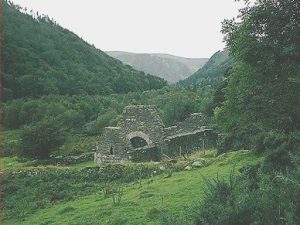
[216,0,300,149]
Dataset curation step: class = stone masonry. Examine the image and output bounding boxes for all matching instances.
[95,105,216,163]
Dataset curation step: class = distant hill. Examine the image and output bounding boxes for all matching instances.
[180,50,233,88]
[106,51,209,83]
[2,1,167,101]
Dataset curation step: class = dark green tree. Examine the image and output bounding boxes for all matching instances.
[20,117,65,159]
[216,0,300,150]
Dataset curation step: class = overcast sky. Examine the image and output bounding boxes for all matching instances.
[11,0,245,58]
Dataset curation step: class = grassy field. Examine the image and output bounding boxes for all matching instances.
[3,150,262,225]
[2,156,96,172]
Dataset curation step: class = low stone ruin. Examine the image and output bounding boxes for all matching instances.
[95,105,216,164]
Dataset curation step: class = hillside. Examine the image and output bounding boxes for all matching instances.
[2,1,167,101]
[2,150,261,225]
[106,51,208,83]
[180,50,233,88]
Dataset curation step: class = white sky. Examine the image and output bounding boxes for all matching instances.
[11,0,245,58]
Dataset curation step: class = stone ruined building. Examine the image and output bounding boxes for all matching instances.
[94,105,216,164]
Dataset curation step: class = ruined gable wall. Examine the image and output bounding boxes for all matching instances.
[96,105,166,162]
[117,105,166,148]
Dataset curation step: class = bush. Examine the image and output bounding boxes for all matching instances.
[263,145,296,172]
[254,131,300,172]
[216,125,260,154]
[254,131,286,154]
[161,211,193,225]
[20,117,65,159]
[162,162,300,225]
[2,163,162,220]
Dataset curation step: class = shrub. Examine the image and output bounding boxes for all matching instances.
[2,130,21,157]
[161,211,193,225]
[20,117,65,159]
[263,144,296,172]
[254,131,286,154]
[255,131,300,172]
[147,207,167,219]
[162,162,300,225]
[112,184,124,206]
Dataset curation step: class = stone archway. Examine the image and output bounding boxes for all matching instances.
[127,131,152,149]
[130,136,148,148]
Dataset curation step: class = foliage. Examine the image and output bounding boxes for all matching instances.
[20,117,65,159]
[180,50,233,90]
[215,0,300,151]
[1,1,216,160]
[162,1,300,223]
[111,184,124,206]
[3,0,300,224]
[197,166,300,225]
[3,86,213,158]
[162,158,300,225]
[2,129,21,157]
[2,150,260,225]
[2,162,164,220]
[2,0,166,101]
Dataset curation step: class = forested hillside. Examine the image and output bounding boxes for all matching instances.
[2,1,167,101]
[106,51,208,83]
[2,0,215,161]
[180,50,233,88]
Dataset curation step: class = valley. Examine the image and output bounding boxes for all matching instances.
[106,51,208,83]
[2,0,299,224]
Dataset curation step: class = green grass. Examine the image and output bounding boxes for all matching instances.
[4,150,262,225]
[2,156,65,172]
[69,161,96,169]
[2,156,31,171]
[2,157,98,172]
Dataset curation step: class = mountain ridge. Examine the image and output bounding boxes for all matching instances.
[180,49,233,88]
[106,51,209,83]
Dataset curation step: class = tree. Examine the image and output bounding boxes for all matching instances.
[20,117,65,159]
[216,0,300,150]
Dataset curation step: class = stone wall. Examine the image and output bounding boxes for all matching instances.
[94,153,128,164]
[95,105,217,164]
[164,113,207,137]
[97,127,129,158]
[129,145,160,162]
[118,105,166,149]
[96,105,165,162]
[164,129,217,157]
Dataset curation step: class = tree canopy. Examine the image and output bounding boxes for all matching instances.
[215,0,300,150]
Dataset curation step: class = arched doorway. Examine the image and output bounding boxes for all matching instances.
[127,131,152,149]
[130,136,148,148]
